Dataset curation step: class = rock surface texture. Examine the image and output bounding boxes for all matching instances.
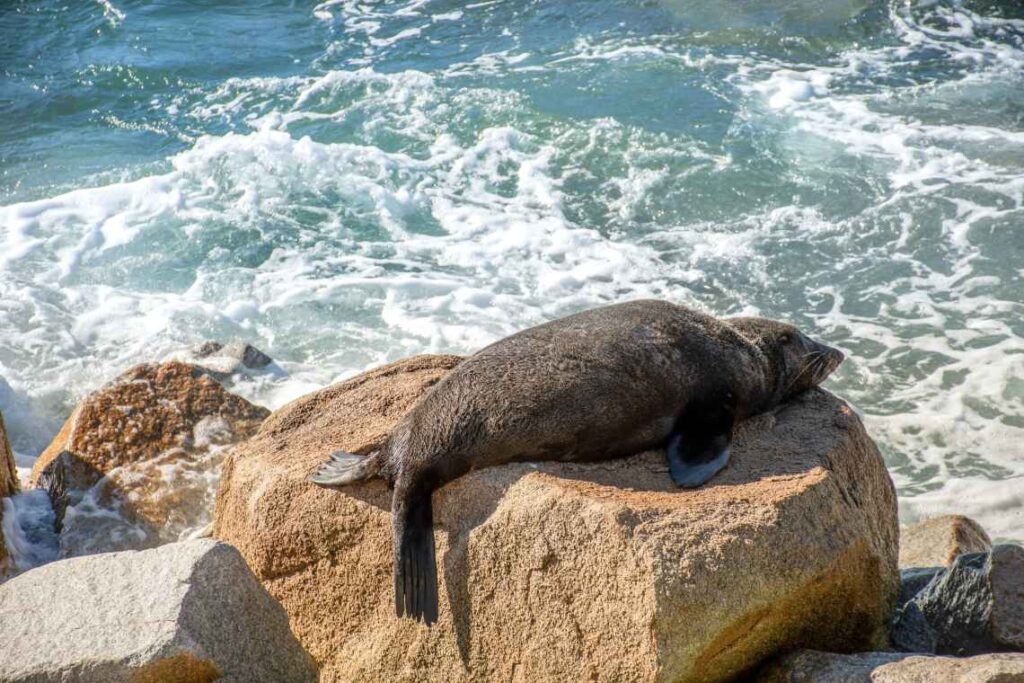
[891,544,1024,655]
[214,354,900,683]
[30,362,269,557]
[899,515,992,569]
[756,649,1024,682]
[0,538,317,683]
[0,411,19,576]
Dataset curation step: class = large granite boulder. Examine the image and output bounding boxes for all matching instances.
[899,515,992,569]
[30,362,269,557]
[0,411,20,576]
[0,538,316,682]
[214,354,899,683]
[756,649,1024,682]
[891,544,1024,655]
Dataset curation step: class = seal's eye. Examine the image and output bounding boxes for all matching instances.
[779,333,791,344]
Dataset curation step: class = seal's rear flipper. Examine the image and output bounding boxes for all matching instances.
[394,490,438,626]
[667,403,734,488]
[308,450,380,486]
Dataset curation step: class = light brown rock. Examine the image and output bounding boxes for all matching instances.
[0,410,20,576]
[214,354,899,683]
[756,649,1024,682]
[31,362,269,557]
[899,515,992,568]
[0,413,16,497]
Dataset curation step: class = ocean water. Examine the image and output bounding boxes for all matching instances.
[0,0,1022,546]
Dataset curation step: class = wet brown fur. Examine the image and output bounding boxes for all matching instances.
[374,300,841,490]
[316,299,844,624]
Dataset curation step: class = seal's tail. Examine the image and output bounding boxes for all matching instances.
[393,488,438,625]
[308,450,381,486]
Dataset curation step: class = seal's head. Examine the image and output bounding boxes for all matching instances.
[726,317,845,404]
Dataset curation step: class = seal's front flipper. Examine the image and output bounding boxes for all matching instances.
[394,489,438,625]
[308,450,380,486]
[667,405,734,488]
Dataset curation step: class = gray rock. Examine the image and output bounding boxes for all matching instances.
[34,450,104,533]
[189,341,277,379]
[0,539,317,682]
[897,566,945,609]
[891,544,1024,655]
[991,545,1024,653]
[756,649,1024,682]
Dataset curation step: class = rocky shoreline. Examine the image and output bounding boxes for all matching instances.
[1,348,1022,682]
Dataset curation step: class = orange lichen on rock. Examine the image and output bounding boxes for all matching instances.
[31,362,268,481]
[31,362,270,556]
[129,653,221,683]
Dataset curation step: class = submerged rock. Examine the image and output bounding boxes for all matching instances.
[891,544,1024,655]
[756,649,1024,682]
[180,341,282,381]
[0,539,317,683]
[214,354,899,683]
[30,362,269,557]
[899,515,992,569]
[0,411,20,576]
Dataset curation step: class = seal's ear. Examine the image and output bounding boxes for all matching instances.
[666,399,734,488]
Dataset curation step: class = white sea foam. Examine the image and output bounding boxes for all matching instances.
[2,492,59,573]
[94,0,125,27]
[0,69,684,417]
[726,0,1024,538]
[750,70,832,109]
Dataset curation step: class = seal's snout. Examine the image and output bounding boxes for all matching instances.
[823,343,844,369]
[812,341,845,382]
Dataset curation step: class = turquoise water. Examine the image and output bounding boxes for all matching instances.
[1,0,1022,539]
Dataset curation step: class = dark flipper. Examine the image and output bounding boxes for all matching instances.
[667,401,734,489]
[308,450,380,486]
[393,487,438,625]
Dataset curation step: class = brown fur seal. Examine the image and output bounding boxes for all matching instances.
[310,299,844,625]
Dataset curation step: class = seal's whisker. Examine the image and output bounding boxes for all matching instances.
[783,350,823,396]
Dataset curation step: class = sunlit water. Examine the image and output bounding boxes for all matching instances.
[1,0,1022,552]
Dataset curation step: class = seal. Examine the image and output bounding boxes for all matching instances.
[310,299,844,625]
